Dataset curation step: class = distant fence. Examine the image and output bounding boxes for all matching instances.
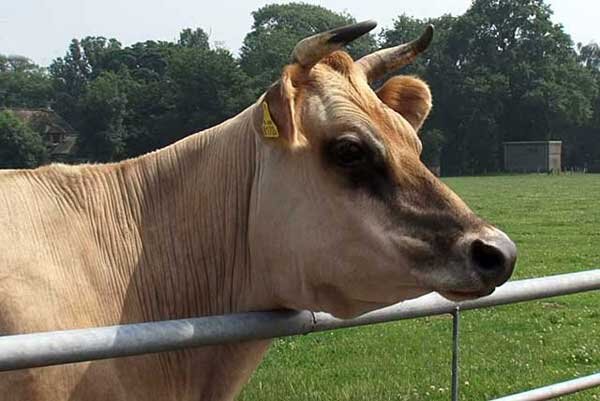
[0,269,599,400]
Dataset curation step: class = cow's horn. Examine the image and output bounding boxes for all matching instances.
[291,20,377,68]
[357,24,434,82]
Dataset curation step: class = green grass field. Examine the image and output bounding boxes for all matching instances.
[238,174,600,401]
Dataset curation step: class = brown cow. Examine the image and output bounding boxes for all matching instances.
[0,21,516,401]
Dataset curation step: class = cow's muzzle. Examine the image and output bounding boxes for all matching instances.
[467,227,517,288]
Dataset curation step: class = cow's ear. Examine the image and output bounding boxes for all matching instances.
[376,76,432,132]
[262,67,301,145]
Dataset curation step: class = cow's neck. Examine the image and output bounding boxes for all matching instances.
[62,103,271,322]
[121,104,272,320]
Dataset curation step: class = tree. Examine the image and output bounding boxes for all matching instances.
[178,28,210,50]
[0,110,47,168]
[240,3,377,91]
[578,42,600,70]
[0,55,53,109]
[47,27,255,160]
[50,40,93,127]
[166,46,255,141]
[572,42,600,169]
[119,32,254,156]
[50,37,123,126]
[50,37,173,159]
[420,128,445,169]
[78,72,129,162]
[0,55,38,73]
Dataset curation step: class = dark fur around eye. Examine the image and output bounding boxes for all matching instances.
[324,135,392,197]
[330,136,367,168]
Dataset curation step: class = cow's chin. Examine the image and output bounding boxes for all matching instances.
[321,287,433,320]
[409,267,497,303]
[437,286,496,302]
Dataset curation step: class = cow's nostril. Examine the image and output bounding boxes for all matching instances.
[470,239,505,272]
[465,229,517,287]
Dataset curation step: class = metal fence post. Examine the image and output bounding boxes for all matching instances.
[451,306,460,401]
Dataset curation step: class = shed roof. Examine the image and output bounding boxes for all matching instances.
[5,108,76,136]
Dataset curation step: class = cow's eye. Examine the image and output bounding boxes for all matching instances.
[332,136,367,168]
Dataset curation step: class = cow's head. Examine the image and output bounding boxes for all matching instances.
[249,21,516,318]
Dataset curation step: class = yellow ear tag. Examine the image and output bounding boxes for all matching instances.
[262,102,279,138]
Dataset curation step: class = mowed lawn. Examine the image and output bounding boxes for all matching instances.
[238,174,600,401]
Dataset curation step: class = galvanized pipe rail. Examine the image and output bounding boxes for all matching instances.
[490,372,600,401]
[0,269,598,372]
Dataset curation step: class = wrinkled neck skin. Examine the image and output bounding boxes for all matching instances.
[111,103,275,319]
[3,103,277,321]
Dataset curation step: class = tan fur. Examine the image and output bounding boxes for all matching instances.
[376,76,432,131]
[0,47,514,401]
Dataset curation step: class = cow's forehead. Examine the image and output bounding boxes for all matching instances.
[300,54,423,157]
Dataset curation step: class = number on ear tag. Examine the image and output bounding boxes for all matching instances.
[262,102,279,138]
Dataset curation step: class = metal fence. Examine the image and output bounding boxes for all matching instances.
[1,269,599,400]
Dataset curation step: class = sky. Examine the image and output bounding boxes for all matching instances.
[1,0,598,66]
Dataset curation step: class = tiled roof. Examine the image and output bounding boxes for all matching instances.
[6,108,76,136]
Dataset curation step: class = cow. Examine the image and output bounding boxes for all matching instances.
[0,21,516,401]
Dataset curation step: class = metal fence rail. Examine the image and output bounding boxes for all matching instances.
[491,372,600,401]
[0,269,599,400]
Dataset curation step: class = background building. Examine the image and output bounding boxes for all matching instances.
[8,108,79,163]
[503,141,562,173]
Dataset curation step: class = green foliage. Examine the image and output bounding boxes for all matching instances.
[0,56,53,109]
[240,3,376,91]
[166,46,255,138]
[579,42,600,70]
[47,29,255,161]
[49,37,124,128]
[178,28,210,50]
[78,71,129,161]
[420,128,445,167]
[0,110,47,168]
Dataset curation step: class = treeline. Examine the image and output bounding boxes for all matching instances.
[1,0,599,175]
